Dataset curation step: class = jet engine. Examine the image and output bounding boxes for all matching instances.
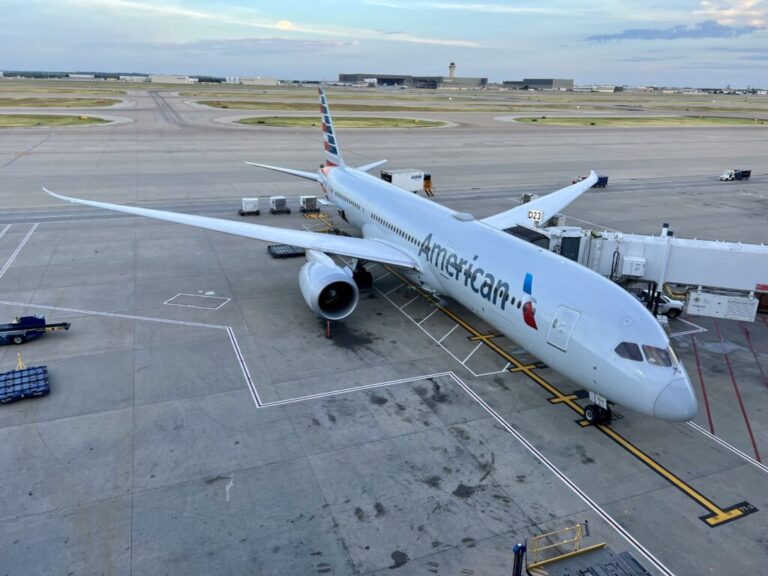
[299,250,359,320]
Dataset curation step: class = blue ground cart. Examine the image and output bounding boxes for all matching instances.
[0,316,70,345]
[0,364,50,404]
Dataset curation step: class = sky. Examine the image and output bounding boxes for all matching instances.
[1,0,767,87]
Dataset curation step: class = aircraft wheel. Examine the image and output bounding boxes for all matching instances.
[584,405,598,424]
[598,406,612,424]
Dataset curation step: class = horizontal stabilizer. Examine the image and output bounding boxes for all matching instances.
[44,188,418,270]
[244,161,320,182]
[356,159,387,173]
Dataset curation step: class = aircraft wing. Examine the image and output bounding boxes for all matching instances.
[43,188,419,269]
[480,171,597,230]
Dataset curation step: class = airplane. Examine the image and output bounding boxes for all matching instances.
[45,88,698,424]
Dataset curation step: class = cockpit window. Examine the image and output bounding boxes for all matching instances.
[615,342,643,361]
[642,345,673,367]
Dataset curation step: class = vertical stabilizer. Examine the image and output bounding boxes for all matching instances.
[319,88,345,167]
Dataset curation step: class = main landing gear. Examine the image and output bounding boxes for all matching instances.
[352,261,373,289]
[584,391,612,425]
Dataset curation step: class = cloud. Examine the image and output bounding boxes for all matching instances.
[97,37,358,56]
[587,19,763,41]
[695,0,768,27]
[364,0,565,14]
[66,0,481,47]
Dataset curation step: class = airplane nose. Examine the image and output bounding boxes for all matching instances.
[653,378,698,422]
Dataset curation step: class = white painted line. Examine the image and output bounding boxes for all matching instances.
[226,326,262,407]
[164,293,231,310]
[0,299,229,330]
[262,372,454,408]
[0,297,266,409]
[382,282,404,296]
[462,342,483,364]
[373,271,391,282]
[670,319,707,337]
[437,324,458,344]
[417,309,437,326]
[473,367,512,377]
[687,421,768,475]
[257,368,675,575]
[446,373,676,576]
[399,295,419,311]
[0,224,10,240]
[0,223,37,281]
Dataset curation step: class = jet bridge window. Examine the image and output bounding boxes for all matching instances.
[615,341,643,362]
[642,345,674,367]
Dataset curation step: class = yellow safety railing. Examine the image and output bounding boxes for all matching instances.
[527,522,605,570]
[304,212,336,233]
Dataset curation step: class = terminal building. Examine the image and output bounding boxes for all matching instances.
[339,63,487,89]
[149,74,197,84]
[503,78,574,91]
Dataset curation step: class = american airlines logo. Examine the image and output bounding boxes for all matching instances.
[419,233,537,329]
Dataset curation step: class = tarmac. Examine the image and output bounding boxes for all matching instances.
[0,87,767,576]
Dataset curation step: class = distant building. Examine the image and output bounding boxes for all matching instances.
[0,71,4,78]
[338,72,487,89]
[68,73,96,80]
[119,75,148,82]
[241,77,279,86]
[149,74,195,84]
[593,85,624,93]
[503,78,574,91]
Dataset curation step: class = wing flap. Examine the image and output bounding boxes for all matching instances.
[481,171,597,230]
[44,188,418,269]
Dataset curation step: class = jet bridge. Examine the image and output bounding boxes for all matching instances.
[534,223,768,321]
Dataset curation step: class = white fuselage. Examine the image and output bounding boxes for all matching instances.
[320,166,697,421]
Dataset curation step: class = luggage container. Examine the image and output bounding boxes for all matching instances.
[269,196,291,214]
[300,195,320,213]
[238,198,260,216]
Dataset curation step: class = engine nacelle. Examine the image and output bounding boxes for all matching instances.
[299,251,359,320]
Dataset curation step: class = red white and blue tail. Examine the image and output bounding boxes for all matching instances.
[319,88,345,168]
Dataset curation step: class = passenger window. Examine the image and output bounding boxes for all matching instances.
[642,345,673,367]
[615,342,643,362]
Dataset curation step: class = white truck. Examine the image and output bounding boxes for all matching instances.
[380,169,425,193]
[719,169,751,181]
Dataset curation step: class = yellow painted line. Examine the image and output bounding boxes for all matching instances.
[549,394,579,404]
[468,332,503,341]
[527,542,606,569]
[509,363,538,373]
[384,266,750,526]
[599,425,743,525]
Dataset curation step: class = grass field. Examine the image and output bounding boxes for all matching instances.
[236,116,446,128]
[0,114,109,127]
[515,116,767,127]
[0,97,120,108]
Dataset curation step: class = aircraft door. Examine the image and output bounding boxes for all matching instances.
[547,306,581,351]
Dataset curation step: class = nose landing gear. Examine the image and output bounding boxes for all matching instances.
[584,391,612,425]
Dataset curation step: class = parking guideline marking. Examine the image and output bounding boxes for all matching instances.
[383,266,755,527]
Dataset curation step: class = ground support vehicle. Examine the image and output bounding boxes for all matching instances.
[0,316,70,345]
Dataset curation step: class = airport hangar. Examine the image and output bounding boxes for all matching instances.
[338,72,488,89]
[0,86,768,576]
